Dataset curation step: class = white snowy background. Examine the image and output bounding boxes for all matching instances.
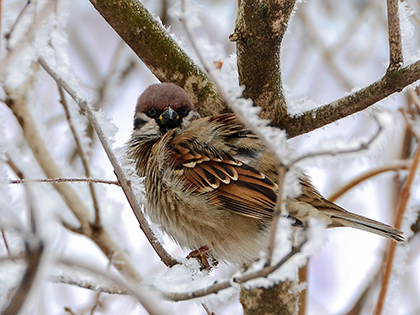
[1,0,420,314]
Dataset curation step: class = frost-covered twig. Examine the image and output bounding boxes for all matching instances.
[163,238,307,302]
[38,56,178,268]
[0,0,54,72]
[374,127,420,315]
[4,0,32,51]
[9,178,119,185]
[5,76,144,282]
[265,165,287,267]
[328,160,411,202]
[2,240,44,315]
[289,115,383,167]
[57,258,171,315]
[286,59,420,137]
[88,0,225,117]
[58,86,102,228]
[386,0,403,71]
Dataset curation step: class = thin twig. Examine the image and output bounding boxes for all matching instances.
[0,0,54,72]
[38,57,177,268]
[400,108,420,139]
[386,0,403,71]
[265,165,287,267]
[328,160,411,202]
[289,115,383,167]
[374,130,420,315]
[299,8,353,90]
[2,240,44,315]
[164,238,307,302]
[57,258,171,315]
[9,178,119,185]
[5,75,143,282]
[1,229,11,256]
[89,252,115,315]
[58,85,102,227]
[201,303,215,315]
[5,0,31,51]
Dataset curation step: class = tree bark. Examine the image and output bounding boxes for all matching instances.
[240,281,299,315]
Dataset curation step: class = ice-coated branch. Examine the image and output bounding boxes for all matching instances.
[163,238,307,302]
[87,0,226,117]
[9,178,120,185]
[386,0,403,71]
[38,57,178,269]
[286,60,420,137]
[56,258,172,315]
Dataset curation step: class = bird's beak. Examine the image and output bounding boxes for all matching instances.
[159,106,179,127]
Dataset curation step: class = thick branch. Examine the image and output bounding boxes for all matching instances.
[284,60,420,137]
[88,0,226,117]
[386,0,403,71]
[233,0,296,126]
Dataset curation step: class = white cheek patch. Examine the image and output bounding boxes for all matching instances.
[180,111,200,130]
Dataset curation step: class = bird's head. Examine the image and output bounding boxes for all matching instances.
[132,83,198,137]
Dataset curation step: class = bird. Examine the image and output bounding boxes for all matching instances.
[127,83,404,267]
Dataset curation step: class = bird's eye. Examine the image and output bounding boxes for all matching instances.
[179,107,189,116]
[148,107,157,117]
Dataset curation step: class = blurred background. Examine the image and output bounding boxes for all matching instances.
[1,0,420,314]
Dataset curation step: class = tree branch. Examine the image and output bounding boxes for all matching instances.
[38,57,178,268]
[386,0,403,71]
[87,0,226,117]
[86,0,420,141]
[374,115,420,315]
[284,60,420,137]
[4,69,144,283]
[233,0,296,127]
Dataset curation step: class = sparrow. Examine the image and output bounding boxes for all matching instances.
[127,83,404,266]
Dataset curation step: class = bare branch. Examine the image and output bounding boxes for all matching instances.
[328,160,411,202]
[374,134,420,315]
[58,85,102,227]
[2,240,44,315]
[285,60,420,136]
[9,178,119,185]
[386,0,403,71]
[38,56,178,268]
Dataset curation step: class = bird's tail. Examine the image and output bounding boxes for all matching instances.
[330,210,404,242]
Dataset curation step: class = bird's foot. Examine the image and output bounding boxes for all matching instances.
[187,245,218,270]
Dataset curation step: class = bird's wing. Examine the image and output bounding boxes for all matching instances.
[167,115,277,220]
